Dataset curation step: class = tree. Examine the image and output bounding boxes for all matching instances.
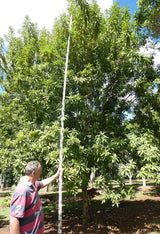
[64,0,137,224]
[134,73,160,145]
[136,0,160,39]
[63,0,158,224]
[127,124,160,186]
[120,159,136,184]
[0,16,67,185]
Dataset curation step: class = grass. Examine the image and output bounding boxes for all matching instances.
[0,197,10,228]
[0,194,11,227]
[0,192,11,197]
[0,208,10,221]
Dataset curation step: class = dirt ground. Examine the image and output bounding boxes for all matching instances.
[1,186,160,234]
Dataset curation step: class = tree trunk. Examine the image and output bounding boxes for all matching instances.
[0,174,4,191]
[129,175,132,184]
[82,187,89,227]
[142,177,146,187]
[45,185,49,192]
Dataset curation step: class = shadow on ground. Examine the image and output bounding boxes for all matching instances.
[44,198,160,233]
[0,216,9,229]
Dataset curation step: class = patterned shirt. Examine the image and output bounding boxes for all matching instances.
[10,177,44,234]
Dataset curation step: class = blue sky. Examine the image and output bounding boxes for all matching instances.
[114,0,138,13]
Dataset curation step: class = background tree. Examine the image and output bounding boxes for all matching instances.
[127,123,160,186]
[120,159,136,184]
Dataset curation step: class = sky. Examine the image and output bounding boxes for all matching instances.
[0,0,139,37]
[113,0,138,13]
[0,0,114,37]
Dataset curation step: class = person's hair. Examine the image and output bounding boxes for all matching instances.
[25,161,40,175]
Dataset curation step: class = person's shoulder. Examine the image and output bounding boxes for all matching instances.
[15,177,30,195]
[35,181,43,190]
[35,181,42,186]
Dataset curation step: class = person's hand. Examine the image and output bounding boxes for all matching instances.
[57,166,62,176]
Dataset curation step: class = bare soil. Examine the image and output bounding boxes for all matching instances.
[1,185,160,234]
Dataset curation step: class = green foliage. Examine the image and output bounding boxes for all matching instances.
[0,196,11,208]
[127,124,160,182]
[134,74,160,146]
[95,175,105,188]
[136,0,160,39]
[120,159,136,179]
[102,185,135,207]
[4,122,62,181]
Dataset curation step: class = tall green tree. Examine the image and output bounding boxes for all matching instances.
[0,16,67,183]
[62,0,158,224]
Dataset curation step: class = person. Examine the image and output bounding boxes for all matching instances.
[10,161,60,234]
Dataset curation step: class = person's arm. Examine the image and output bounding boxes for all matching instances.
[10,216,20,234]
[41,169,60,188]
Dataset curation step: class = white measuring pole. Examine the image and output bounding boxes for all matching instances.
[58,15,72,234]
